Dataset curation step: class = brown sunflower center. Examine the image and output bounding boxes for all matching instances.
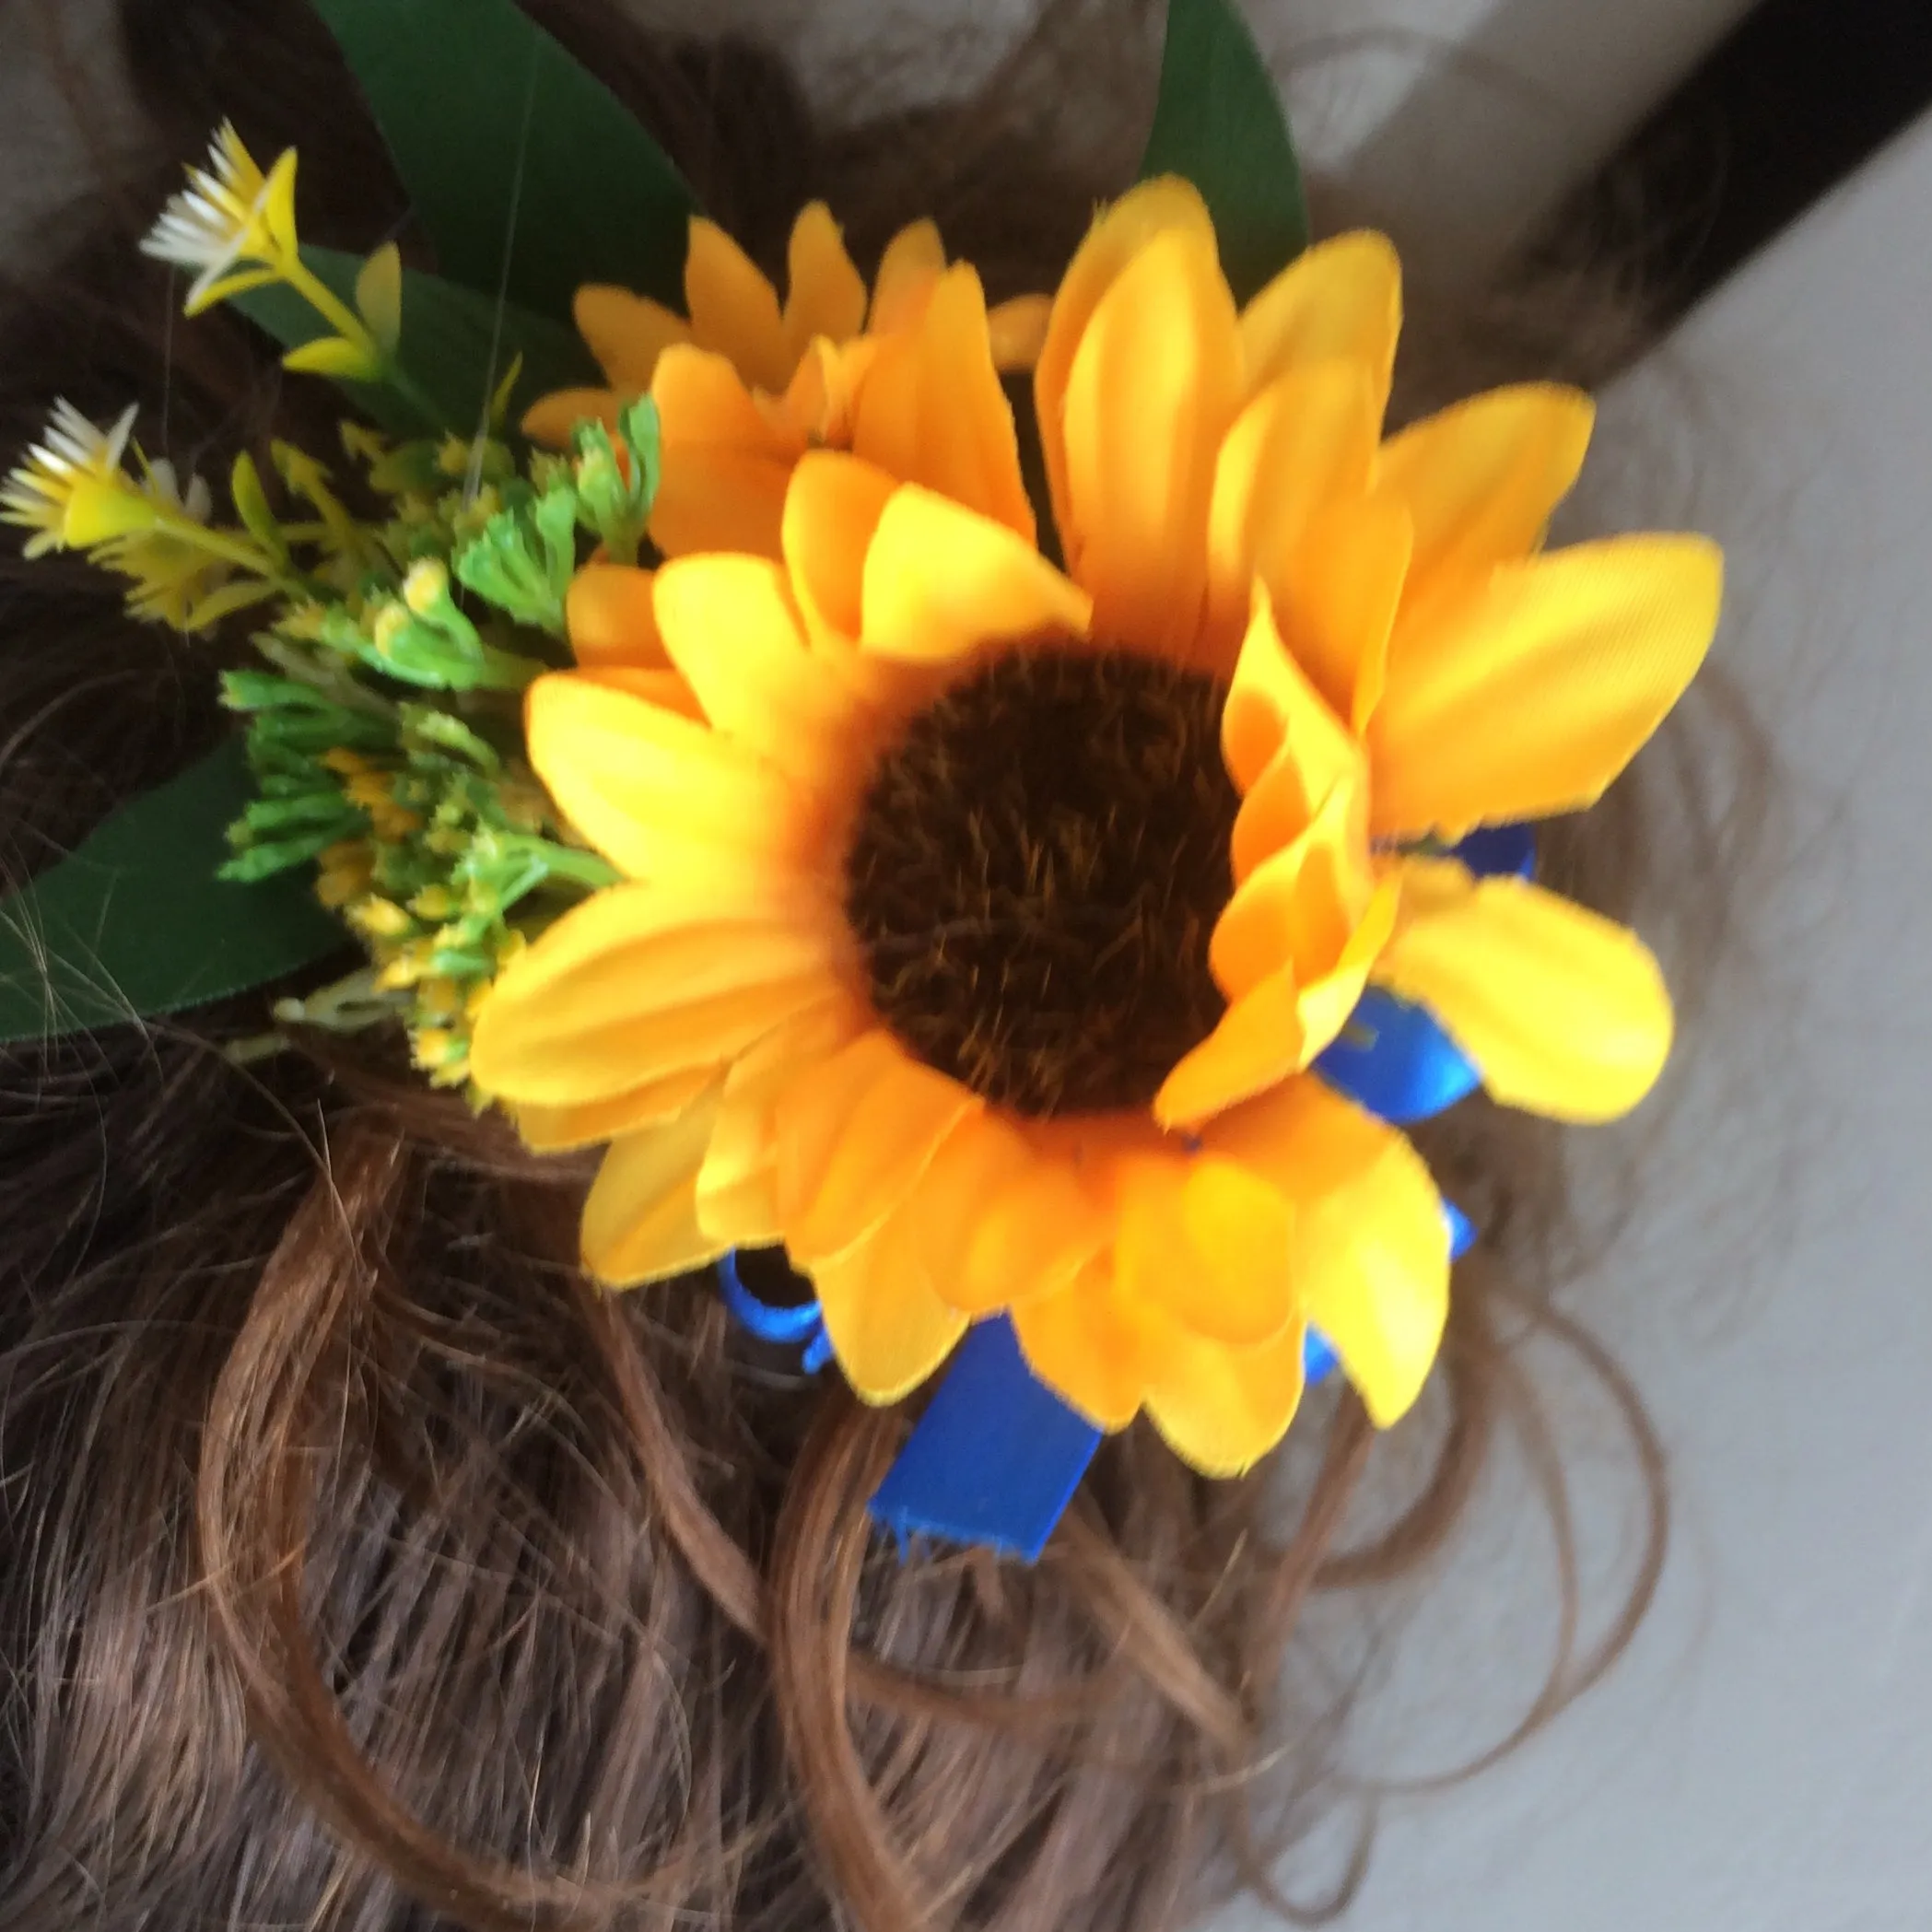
[843,644,1240,1119]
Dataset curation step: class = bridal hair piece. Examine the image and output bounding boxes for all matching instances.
[1,0,1718,1563]
[0,6,1730,1925]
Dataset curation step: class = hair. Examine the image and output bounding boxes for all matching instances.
[0,3,1763,1928]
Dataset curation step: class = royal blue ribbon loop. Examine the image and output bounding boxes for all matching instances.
[1313,987,1482,1124]
[718,1249,827,1351]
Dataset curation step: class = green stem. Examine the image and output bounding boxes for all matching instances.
[501,837,621,892]
[141,505,277,574]
[278,254,450,434]
[280,254,378,356]
[474,645,551,693]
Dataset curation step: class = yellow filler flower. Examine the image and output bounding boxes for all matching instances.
[139,121,301,314]
[472,180,1720,1475]
[524,204,1049,561]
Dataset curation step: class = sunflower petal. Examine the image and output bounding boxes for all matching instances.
[697,998,871,1228]
[1294,877,1399,1060]
[1153,972,1306,1131]
[777,335,874,447]
[469,882,837,1107]
[1210,788,1361,1000]
[517,1066,719,1153]
[574,285,693,390]
[652,555,866,781]
[1114,1154,1296,1347]
[568,666,702,717]
[1375,858,1673,1121]
[1206,1078,1446,1426]
[861,485,1091,662]
[1036,178,1215,562]
[522,388,622,446]
[871,219,946,334]
[1278,492,1412,732]
[580,1092,729,1287]
[783,451,899,646]
[812,1207,966,1404]
[1206,361,1380,651]
[1224,582,1360,802]
[1013,1259,1155,1431]
[1182,1157,1298,1339]
[524,674,818,881]
[1059,221,1241,655]
[567,562,669,669]
[1375,383,1595,603]
[775,1031,981,1263]
[651,447,794,560]
[1240,232,1401,404]
[907,1111,1037,1312]
[783,203,868,361]
[852,264,1033,538]
[1139,1304,1308,1476]
[1371,534,1722,837]
[988,293,1052,371]
[684,217,790,392]
[653,345,794,453]
[954,1146,1113,1316]
[649,345,801,557]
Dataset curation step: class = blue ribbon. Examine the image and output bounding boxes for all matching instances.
[718,1249,834,1375]
[721,827,1534,1563]
[869,1317,1102,1563]
[1314,822,1536,1126]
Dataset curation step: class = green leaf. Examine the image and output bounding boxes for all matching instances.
[282,334,386,381]
[310,0,699,323]
[229,451,287,563]
[0,739,349,1044]
[234,247,598,437]
[356,241,404,356]
[1139,0,1310,305]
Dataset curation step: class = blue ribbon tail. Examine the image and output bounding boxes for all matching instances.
[868,1317,1102,1564]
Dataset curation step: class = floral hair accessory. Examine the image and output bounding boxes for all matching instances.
[0,0,1719,1560]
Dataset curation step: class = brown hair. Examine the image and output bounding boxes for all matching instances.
[0,3,1762,1927]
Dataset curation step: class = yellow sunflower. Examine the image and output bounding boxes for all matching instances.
[523,203,1049,561]
[471,178,1719,1475]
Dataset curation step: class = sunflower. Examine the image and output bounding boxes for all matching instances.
[522,203,1049,561]
[471,179,1719,1475]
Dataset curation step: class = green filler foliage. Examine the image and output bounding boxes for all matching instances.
[310,0,700,324]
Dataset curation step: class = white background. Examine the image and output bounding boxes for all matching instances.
[1281,105,1932,1932]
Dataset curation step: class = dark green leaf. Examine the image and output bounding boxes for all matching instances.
[0,739,349,1044]
[234,247,599,438]
[1139,0,1310,304]
[310,0,699,323]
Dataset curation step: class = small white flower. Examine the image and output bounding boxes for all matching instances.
[140,122,298,313]
[1,401,140,554]
[142,456,214,524]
